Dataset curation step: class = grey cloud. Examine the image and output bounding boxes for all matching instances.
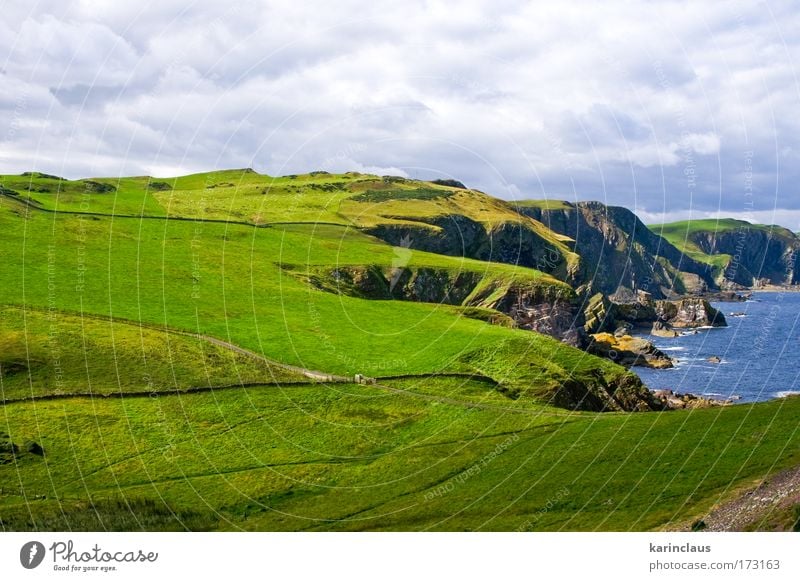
[50,84,127,108]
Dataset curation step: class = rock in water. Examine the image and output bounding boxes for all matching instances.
[651,390,733,409]
[516,201,715,298]
[614,323,633,338]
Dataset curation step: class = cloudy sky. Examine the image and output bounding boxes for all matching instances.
[1,0,799,227]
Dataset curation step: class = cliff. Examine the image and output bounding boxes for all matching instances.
[653,219,800,287]
[515,201,717,299]
[339,180,582,286]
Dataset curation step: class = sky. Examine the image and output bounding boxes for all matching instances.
[1,0,799,228]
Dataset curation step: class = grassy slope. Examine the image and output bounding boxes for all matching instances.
[3,376,800,531]
[0,306,308,401]
[0,193,611,392]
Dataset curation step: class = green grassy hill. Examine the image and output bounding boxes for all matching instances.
[1,170,800,531]
[0,192,587,385]
[652,219,750,268]
[0,169,580,282]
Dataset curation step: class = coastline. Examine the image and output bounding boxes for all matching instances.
[632,291,800,404]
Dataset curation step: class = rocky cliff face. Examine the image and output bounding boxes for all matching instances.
[460,340,665,412]
[365,215,581,286]
[582,293,726,334]
[468,279,586,347]
[547,373,666,412]
[690,226,800,287]
[517,201,716,299]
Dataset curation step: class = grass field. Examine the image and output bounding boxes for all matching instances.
[1,170,799,531]
[4,379,800,531]
[0,306,309,401]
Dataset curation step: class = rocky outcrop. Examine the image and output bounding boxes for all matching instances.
[651,320,680,338]
[517,201,716,298]
[612,298,658,327]
[310,265,482,304]
[81,180,116,193]
[587,333,674,369]
[548,373,667,412]
[652,389,734,409]
[306,265,587,345]
[702,290,749,302]
[1,433,45,463]
[583,293,614,334]
[0,433,19,464]
[654,298,727,328]
[584,295,727,337]
[24,441,44,456]
[458,307,516,328]
[469,281,585,347]
[461,341,665,412]
[694,225,800,286]
[430,179,467,189]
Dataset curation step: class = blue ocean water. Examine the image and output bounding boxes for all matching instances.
[632,292,800,402]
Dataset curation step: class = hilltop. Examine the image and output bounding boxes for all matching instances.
[0,169,722,297]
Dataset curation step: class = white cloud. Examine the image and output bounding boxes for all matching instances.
[0,0,799,226]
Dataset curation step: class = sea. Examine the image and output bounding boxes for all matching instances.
[632,291,800,402]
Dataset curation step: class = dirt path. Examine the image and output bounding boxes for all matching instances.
[197,334,349,382]
[698,464,800,531]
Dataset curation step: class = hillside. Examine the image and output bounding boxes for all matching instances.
[0,170,580,285]
[515,200,716,299]
[653,219,800,287]
[3,169,800,532]
[0,306,312,401]
[0,182,645,410]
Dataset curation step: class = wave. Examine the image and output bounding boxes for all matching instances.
[775,390,800,398]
